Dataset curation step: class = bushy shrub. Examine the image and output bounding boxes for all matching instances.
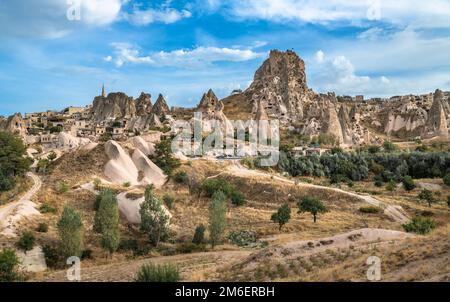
[135,264,180,282]
[402,217,436,234]
[81,249,93,260]
[443,173,450,186]
[118,239,139,252]
[36,223,48,233]
[192,224,205,245]
[386,180,397,192]
[0,176,15,191]
[402,176,416,191]
[383,141,398,152]
[173,171,188,184]
[123,182,131,188]
[58,182,69,193]
[42,245,60,268]
[0,249,21,281]
[359,206,381,214]
[228,230,258,247]
[201,179,235,198]
[241,157,255,169]
[418,189,435,207]
[231,190,246,206]
[163,193,175,209]
[17,231,35,252]
[39,203,57,214]
[374,179,384,187]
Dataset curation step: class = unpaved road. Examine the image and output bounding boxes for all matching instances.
[225,164,410,223]
[41,250,251,282]
[40,228,414,282]
[0,172,42,237]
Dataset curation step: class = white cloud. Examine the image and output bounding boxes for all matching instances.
[81,0,122,25]
[103,55,113,62]
[218,0,450,28]
[0,0,123,39]
[310,50,389,96]
[109,44,266,68]
[315,50,324,63]
[126,8,192,25]
[380,76,390,84]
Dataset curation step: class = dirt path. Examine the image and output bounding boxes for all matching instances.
[225,163,410,224]
[40,250,251,282]
[0,172,42,237]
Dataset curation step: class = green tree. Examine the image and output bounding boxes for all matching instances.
[418,189,435,207]
[94,189,120,255]
[192,224,206,245]
[57,206,84,259]
[150,139,180,176]
[0,131,32,192]
[297,197,328,223]
[0,249,21,282]
[140,186,170,247]
[271,203,291,231]
[208,191,227,248]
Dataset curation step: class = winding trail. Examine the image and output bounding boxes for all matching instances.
[224,163,410,223]
[0,172,42,237]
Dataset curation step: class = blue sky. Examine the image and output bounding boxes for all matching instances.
[1,0,450,116]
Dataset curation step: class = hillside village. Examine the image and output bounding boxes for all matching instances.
[1,50,449,156]
[0,50,449,282]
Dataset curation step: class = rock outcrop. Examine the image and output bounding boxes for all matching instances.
[151,94,170,117]
[197,89,219,114]
[424,89,448,138]
[92,92,136,122]
[338,104,353,145]
[0,113,27,138]
[321,98,344,144]
[255,99,269,120]
[195,90,232,133]
[245,49,313,122]
[131,149,167,188]
[104,140,166,187]
[135,92,152,115]
[104,140,139,186]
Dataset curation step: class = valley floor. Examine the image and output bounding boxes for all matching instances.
[1,148,449,282]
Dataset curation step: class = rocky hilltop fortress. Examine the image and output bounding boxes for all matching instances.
[1,50,449,147]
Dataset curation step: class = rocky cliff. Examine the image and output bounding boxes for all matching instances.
[135,92,152,116]
[424,89,448,138]
[151,94,170,117]
[245,50,313,123]
[92,92,136,122]
[0,113,27,138]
